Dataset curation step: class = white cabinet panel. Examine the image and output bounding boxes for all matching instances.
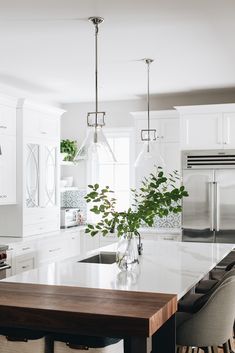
[0,106,16,136]
[0,135,16,204]
[181,113,222,150]
[159,118,179,143]
[14,254,35,275]
[223,113,235,148]
[160,142,181,174]
[24,111,59,141]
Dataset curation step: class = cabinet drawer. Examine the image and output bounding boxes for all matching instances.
[14,254,35,274]
[23,220,59,236]
[24,209,59,226]
[158,234,182,241]
[8,243,35,255]
[37,237,67,264]
[0,106,16,136]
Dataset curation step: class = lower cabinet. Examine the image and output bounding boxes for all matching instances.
[13,253,36,275]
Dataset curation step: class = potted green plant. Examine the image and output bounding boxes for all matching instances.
[85,167,188,271]
[60,139,78,162]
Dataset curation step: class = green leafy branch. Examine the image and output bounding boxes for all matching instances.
[85,167,188,237]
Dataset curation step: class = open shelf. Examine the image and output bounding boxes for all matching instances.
[60,157,85,166]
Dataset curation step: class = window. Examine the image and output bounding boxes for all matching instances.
[87,129,133,220]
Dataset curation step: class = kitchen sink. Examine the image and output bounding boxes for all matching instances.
[79,252,116,264]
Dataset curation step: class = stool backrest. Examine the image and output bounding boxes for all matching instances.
[177,277,235,347]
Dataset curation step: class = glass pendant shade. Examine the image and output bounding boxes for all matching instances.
[76,17,116,164]
[76,126,116,163]
[135,140,166,173]
[134,58,165,172]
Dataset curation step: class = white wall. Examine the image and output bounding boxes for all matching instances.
[61,89,235,188]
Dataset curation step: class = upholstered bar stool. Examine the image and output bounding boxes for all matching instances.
[178,269,235,313]
[51,334,123,353]
[176,278,235,353]
[0,328,47,353]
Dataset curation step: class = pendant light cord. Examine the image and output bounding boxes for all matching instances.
[147,61,150,152]
[95,23,99,128]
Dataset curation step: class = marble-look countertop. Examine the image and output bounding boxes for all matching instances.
[5,240,234,299]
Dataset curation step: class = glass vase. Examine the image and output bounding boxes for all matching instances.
[116,233,139,271]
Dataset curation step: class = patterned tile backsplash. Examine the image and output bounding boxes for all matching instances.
[61,189,181,228]
[61,189,87,221]
[146,213,181,229]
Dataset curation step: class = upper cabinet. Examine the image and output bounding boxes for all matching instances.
[0,95,17,205]
[132,110,180,179]
[176,104,235,150]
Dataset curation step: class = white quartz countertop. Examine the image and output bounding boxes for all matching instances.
[4,240,234,299]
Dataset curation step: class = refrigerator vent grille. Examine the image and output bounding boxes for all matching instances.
[186,154,235,168]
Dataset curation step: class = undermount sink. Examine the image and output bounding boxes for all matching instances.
[79,252,116,264]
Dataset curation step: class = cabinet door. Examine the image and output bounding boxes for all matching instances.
[223,113,235,149]
[160,142,180,175]
[40,144,58,208]
[0,135,16,204]
[159,118,179,143]
[181,114,223,150]
[25,143,40,208]
[0,106,16,136]
[135,118,160,143]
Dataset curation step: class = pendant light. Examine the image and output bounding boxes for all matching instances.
[75,17,116,163]
[135,59,165,170]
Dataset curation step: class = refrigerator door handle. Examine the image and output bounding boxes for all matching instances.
[215,182,220,231]
[209,182,215,231]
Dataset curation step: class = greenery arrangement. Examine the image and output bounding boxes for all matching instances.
[60,139,78,161]
[85,167,188,237]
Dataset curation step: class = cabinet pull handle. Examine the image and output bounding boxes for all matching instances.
[22,247,31,251]
[41,131,47,135]
[0,145,2,155]
[49,247,61,253]
[0,125,7,129]
[0,195,7,198]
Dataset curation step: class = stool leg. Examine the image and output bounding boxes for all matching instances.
[223,341,230,353]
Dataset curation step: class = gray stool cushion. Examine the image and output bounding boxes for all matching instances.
[195,279,218,294]
[178,293,205,313]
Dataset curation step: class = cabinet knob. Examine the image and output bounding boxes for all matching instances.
[224,142,228,144]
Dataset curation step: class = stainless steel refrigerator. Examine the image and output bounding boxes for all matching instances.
[182,149,235,243]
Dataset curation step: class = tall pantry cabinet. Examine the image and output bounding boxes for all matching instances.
[0,95,17,205]
[0,99,65,237]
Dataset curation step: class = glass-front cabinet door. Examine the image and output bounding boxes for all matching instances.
[43,145,57,207]
[26,143,40,208]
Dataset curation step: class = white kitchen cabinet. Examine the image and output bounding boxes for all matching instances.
[176,104,235,150]
[0,99,65,237]
[0,96,17,205]
[134,111,179,144]
[0,105,16,136]
[80,229,100,253]
[0,135,16,204]
[223,113,235,148]
[132,110,180,185]
[180,113,222,150]
[13,253,36,275]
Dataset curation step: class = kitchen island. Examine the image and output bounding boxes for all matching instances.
[0,240,234,353]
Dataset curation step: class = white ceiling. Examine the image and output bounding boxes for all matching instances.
[0,0,234,104]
